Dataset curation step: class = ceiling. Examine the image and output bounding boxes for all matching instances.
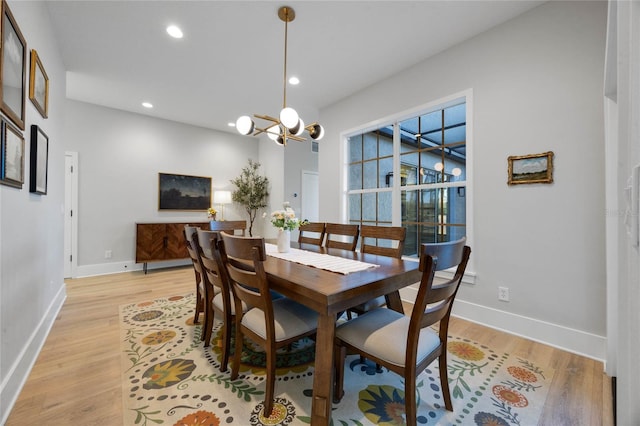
[45,1,545,134]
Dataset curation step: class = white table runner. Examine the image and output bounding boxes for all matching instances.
[265,243,379,275]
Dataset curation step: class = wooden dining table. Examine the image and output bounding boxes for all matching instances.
[262,242,422,425]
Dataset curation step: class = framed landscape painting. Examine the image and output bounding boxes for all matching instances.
[0,0,27,130]
[29,49,49,118]
[507,151,554,185]
[0,118,24,189]
[158,173,211,210]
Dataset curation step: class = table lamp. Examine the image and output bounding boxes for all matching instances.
[213,190,232,220]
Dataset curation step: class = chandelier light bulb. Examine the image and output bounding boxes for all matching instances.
[309,124,325,140]
[236,116,255,135]
[292,118,305,136]
[280,107,299,129]
[267,125,282,141]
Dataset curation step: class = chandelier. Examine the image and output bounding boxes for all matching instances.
[235,6,324,146]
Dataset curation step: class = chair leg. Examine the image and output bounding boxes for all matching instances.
[219,313,232,372]
[202,306,213,345]
[405,373,417,426]
[439,351,453,411]
[333,345,346,403]
[230,321,243,380]
[194,290,202,324]
[263,342,276,417]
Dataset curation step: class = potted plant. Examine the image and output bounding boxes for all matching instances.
[230,159,269,236]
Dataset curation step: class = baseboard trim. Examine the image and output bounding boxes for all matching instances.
[452,299,606,362]
[75,259,191,278]
[1,282,67,424]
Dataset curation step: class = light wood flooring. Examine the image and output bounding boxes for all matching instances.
[6,266,614,425]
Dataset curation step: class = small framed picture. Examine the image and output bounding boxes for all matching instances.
[29,125,48,194]
[29,50,49,118]
[507,151,554,185]
[0,0,27,130]
[0,118,25,189]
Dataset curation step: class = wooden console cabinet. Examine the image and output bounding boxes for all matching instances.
[136,222,210,273]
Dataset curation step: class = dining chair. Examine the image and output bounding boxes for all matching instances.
[209,220,247,236]
[348,224,407,317]
[334,237,471,426]
[219,232,319,417]
[324,223,359,251]
[298,221,326,246]
[196,229,247,371]
[184,225,206,325]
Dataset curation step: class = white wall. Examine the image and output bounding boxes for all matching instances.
[63,100,261,275]
[319,1,607,359]
[0,1,67,422]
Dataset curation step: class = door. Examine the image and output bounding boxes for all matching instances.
[301,171,319,222]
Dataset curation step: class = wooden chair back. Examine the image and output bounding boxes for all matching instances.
[219,233,271,321]
[412,237,471,362]
[324,223,359,251]
[183,225,201,273]
[184,225,204,324]
[209,220,247,236]
[360,225,406,259]
[298,221,326,246]
[196,229,236,369]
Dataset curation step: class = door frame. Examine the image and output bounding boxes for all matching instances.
[64,151,78,278]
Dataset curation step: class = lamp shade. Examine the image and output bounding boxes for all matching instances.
[236,116,255,135]
[291,118,305,136]
[213,190,232,204]
[280,107,299,129]
[267,125,282,141]
[309,124,325,140]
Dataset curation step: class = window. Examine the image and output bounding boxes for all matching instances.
[347,99,467,258]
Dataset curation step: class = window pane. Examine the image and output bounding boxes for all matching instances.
[348,163,362,190]
[363,132,378,160]
[379,135,393,157]
[348,193,361,222]
[379,157,393,189]
[348,135,362,163]
[400,153,419,186]
[362,192,377,221]
[378,191,392,223]
[363,161,377,189]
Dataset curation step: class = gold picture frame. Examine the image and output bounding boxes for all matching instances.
[507,151,554,185]
[29,50,49,118]
[0,0,27,130]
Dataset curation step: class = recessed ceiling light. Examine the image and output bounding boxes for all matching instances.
[288,76,300,85]
[142,102,153,108]
[228,122,236,127]
[166,25,183,39]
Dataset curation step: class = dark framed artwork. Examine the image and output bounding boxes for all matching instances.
[0,0,27,130]
[158,173,211,210]
[29,49,49,118]
[0,117,24,188]
[507,151,554,185]
[29,125,48,194]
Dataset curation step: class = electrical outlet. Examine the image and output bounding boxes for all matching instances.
[105,250,112,259]
[498,286,509,302]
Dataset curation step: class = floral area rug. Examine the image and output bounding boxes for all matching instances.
[120,294,554,425]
